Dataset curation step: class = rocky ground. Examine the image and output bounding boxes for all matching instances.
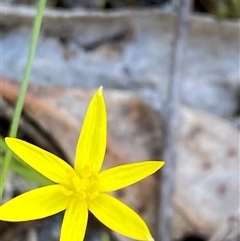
[0,2,239,241]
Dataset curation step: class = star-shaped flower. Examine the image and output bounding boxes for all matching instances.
[0,87,164,241]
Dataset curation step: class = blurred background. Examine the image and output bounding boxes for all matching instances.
[0,1,239,241]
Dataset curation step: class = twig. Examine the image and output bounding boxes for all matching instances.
[158,1,192,241]
[0,78,79,130]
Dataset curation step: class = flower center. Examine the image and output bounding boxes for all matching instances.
[62,165,100,201]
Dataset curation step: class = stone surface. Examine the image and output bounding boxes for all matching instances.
[1,6,239,119]
[173,107,239,239]
[183,76,239,118]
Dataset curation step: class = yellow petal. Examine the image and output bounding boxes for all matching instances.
[60,198,88,241]
[5,138,74,186]
[89,193,153,241]
[0,184,69,221]
[98,161,164,192]
[74,87,107,174]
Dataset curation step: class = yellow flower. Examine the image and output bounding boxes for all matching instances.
[0,87,164,241]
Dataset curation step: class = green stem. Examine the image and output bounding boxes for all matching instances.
[0,0,47,200]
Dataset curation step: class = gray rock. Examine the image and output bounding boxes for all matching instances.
[1,7,239,119]
[173,107,240,239]
[183,77,239,118]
